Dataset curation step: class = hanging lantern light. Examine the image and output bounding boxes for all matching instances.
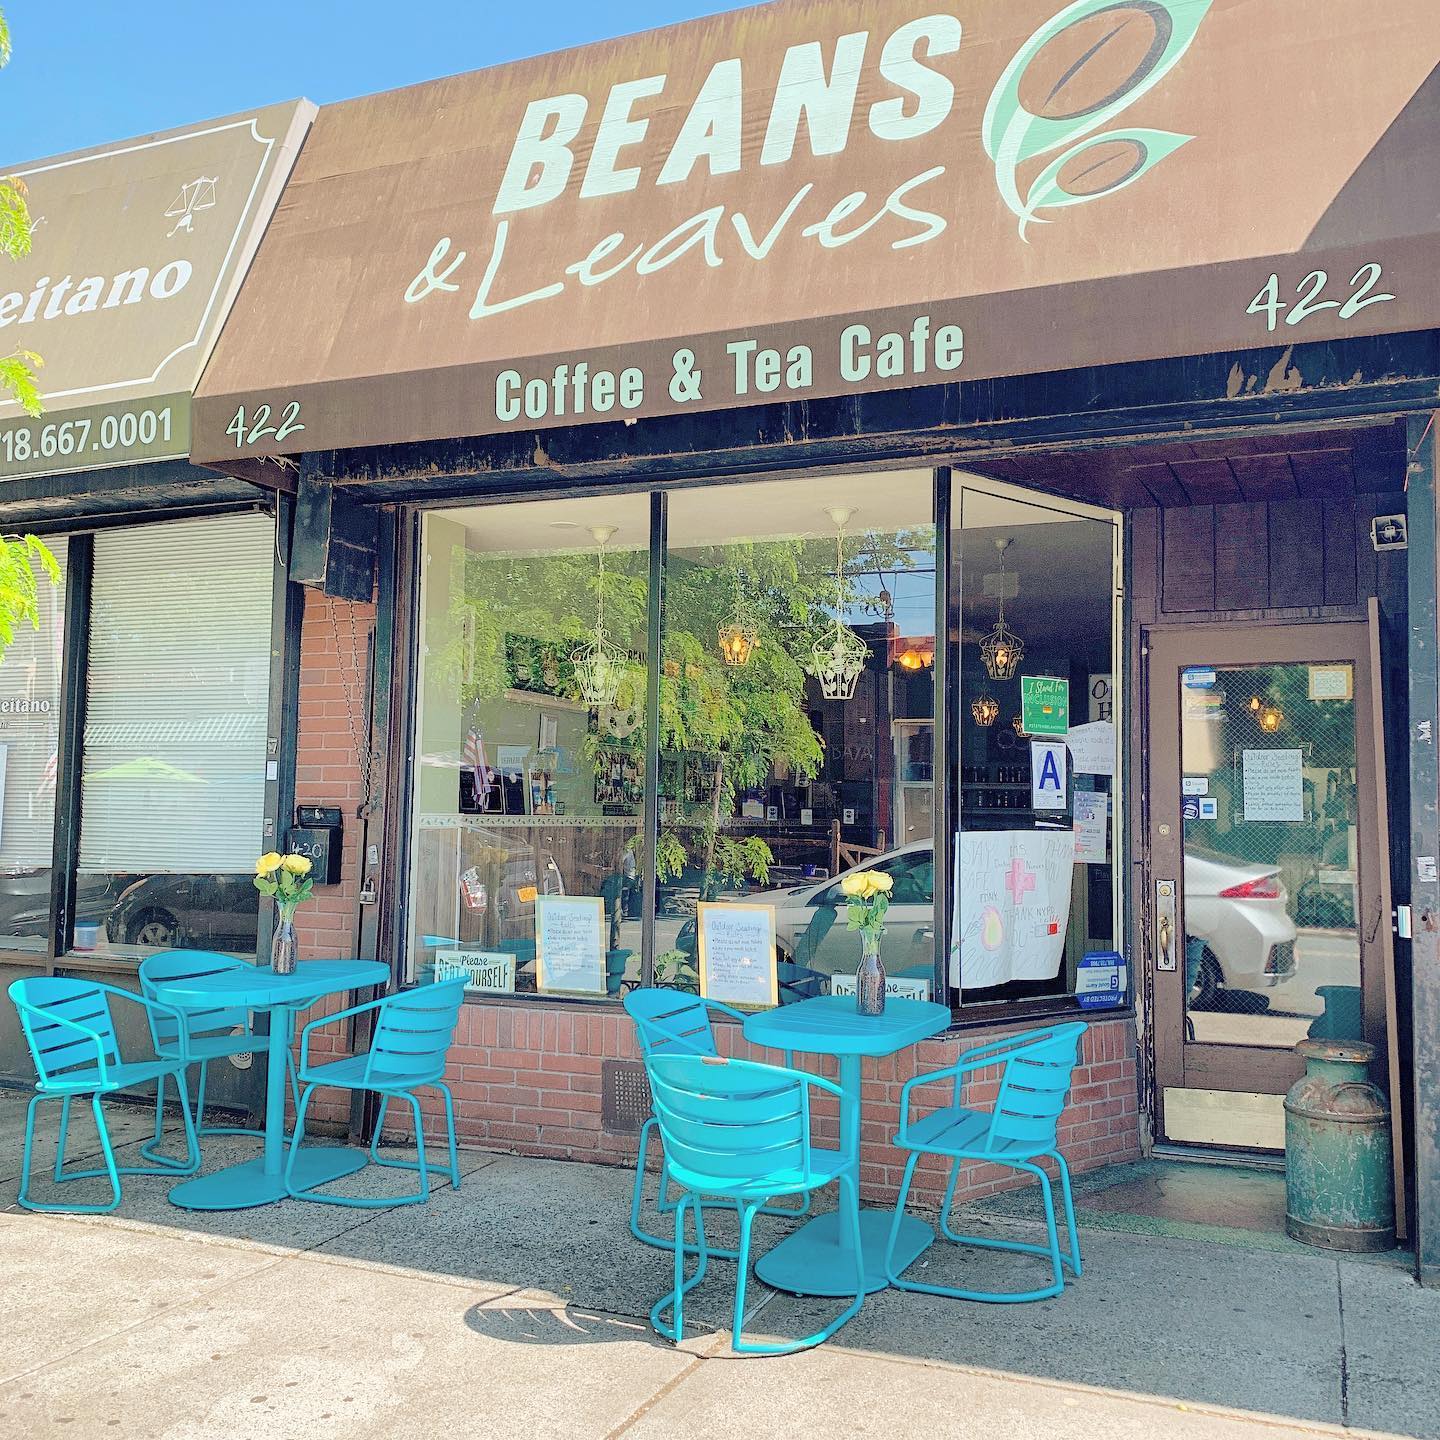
[807,508,870,701]
[970,694,1000,727]
[1012,714,1026,735]
[980,537,1025,682]
[717,573,758,667]
[1259,704,1283,734]
[571,526,628,709]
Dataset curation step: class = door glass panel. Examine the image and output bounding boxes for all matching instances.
[1180,661,1361,1048]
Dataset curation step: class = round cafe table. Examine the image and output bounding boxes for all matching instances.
[743,993,951,1296]
[157,959,389,1211]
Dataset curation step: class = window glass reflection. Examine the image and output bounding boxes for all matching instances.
[663,471,937,1005]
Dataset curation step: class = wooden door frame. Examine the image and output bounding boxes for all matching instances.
[1144,619,1389,1130]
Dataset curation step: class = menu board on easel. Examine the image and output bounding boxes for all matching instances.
[535,895,607,995]
[697,902,779,1010]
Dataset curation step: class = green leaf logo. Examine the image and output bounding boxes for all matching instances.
[985,0,1213,239]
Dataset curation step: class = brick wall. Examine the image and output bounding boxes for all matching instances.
[292,590,374,1124]
[401,1002,1139,1209]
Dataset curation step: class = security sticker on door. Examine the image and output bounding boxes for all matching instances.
[1182,777,1209,796]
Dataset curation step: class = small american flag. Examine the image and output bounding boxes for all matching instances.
[463,728,493,809]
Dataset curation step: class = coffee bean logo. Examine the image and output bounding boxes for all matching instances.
[1055,135,1149,196]
[1017,4,1173,123]
[983,0,1212,239]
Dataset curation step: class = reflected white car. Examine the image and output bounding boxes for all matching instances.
[746,840,1297,1002]
[1183,849,1298,998]
[745,842,936,979]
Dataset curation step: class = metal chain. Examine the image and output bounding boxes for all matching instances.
[326,597,378,818]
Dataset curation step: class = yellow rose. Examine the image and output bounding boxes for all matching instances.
[870,873,894,896]
[255,852,284,876]
[281,854,313,876]
[840,873,867,898]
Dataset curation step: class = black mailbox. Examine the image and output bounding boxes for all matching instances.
[286,805,344,886]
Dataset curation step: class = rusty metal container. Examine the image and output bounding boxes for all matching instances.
[1284,1039,1395,1252]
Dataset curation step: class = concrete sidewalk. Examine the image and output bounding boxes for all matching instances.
[0,1089,1435,1440]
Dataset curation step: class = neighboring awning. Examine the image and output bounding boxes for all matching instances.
[0,101,314,482]
[191,0,1440,464]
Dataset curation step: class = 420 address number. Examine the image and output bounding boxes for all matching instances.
[225,401,305,449]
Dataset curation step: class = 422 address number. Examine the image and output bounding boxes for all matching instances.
[1246,262,1395,333]
[225,401,304,449]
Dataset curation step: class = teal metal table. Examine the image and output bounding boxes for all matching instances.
[743,994,951,1296]
[158,959,389,1211]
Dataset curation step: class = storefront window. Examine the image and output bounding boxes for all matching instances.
[951,482,1120,1008]
[75,513,273,959]
[0,540,67,953]
[407,495,650,998]
[662,471,937,1004]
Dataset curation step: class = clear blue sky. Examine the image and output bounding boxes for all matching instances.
[3,0,751,160]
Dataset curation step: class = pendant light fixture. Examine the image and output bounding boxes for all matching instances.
[807,507,870,701]
[980,537,1025,682]
[571,525,627,708]
[970,693,1000,727]
[717,571,758,668]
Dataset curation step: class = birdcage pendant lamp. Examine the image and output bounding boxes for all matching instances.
[807,508,870,702]
[571,526,628,709]
[980,538,1025,682]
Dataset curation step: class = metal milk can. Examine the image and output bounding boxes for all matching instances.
[1284,1039,1395,1252]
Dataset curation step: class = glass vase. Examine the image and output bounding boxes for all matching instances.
[856,931,886,1017]
[271,915,297,975]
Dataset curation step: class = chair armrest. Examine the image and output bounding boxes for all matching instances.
[297,993,387,1071]
[87,983,192,1066]
[895,1032,1043,1143]
[12,999,111,1085]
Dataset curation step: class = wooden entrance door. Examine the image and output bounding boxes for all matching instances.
[1147,621,1391,1149]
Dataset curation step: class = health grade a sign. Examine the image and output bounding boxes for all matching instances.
[192,0,1440,461]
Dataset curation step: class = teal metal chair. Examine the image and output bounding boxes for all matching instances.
[137,950,301,1162]
[884,1022,1088,1303]
[646,1052,864,1355]
[284,978,467,1207]
[623,988,808,1254]
[8,976,200,1213]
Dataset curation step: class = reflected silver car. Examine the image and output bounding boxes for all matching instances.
[1183,849,1298,999]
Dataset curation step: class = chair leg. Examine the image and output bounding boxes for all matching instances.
[17,1093,120,1214]
[649,1192,710,1344]
[407,1092,431,1204]
[53,1094,73,1181]
[139,1072,168,1165]
[369,1092,393,1163]
[282,1083,317,1196]
[1053,1150,1083,1278]
[891,1153,1073,1304]
[733,1178,863,1356]
[440,1083,461,1188]
[938,1155,965,1243]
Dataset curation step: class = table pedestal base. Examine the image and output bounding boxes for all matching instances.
[169,1148,369,1211]
[755,1208,934,1297]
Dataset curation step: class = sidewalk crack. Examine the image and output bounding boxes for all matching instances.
[1336,1258,1350,1428]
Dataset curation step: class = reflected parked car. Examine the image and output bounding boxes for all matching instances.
[0,869,131,945]
[104,873,260,951]
[1182,849,1297,1002]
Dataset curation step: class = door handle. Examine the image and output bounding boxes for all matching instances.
[1155,879,1178,972]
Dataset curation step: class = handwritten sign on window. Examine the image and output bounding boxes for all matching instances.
[1242,748,1304,823]
[536,895,607,995]
[697,902,778,1010]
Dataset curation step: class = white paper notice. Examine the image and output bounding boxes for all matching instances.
[698,903,778,1009]
[1242,748,1305,823]
[1073,792,1108,863]
[536,896,607,994]
[1031,740,1068,810]
[950,830,1075,989]
[1066,721,1115,776]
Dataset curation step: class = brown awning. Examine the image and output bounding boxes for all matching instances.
[191,1,1440,464]
[0,101,314,480]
